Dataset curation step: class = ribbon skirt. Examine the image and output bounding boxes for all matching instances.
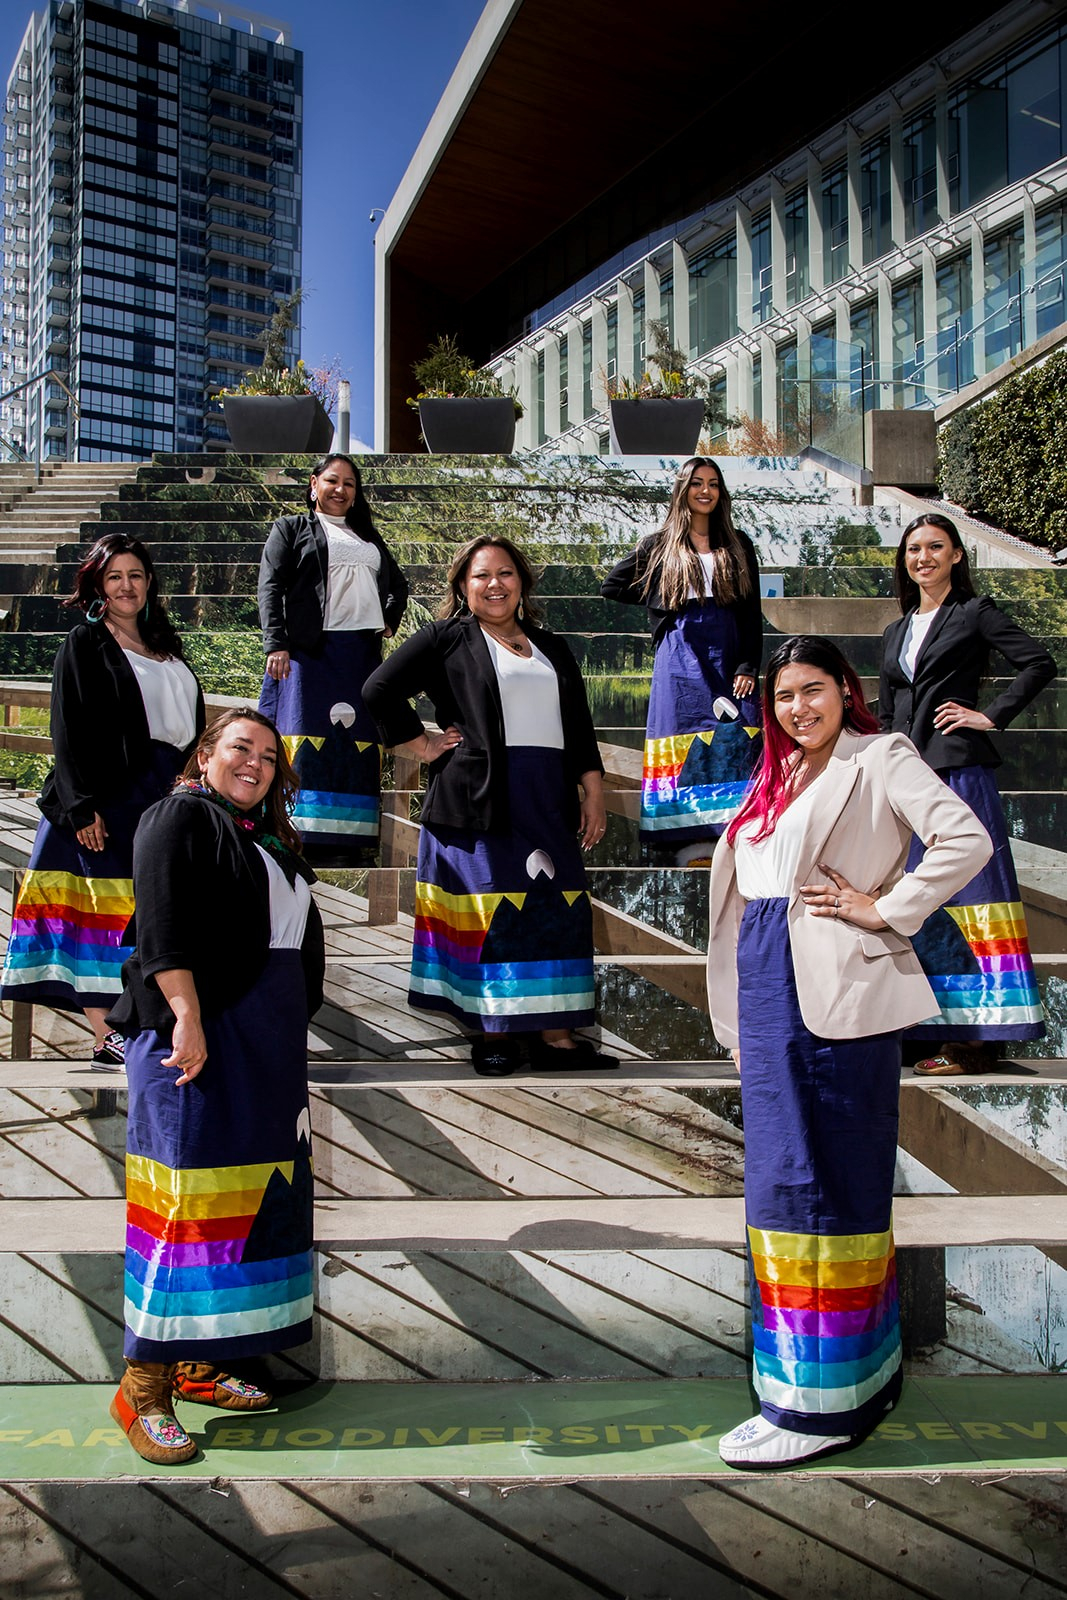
[737,898,903,1436]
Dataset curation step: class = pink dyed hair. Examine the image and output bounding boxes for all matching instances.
[726,636,880,846]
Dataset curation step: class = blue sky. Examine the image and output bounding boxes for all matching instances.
[1,0,485,445]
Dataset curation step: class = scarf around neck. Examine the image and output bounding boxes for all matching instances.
[175,779,314,886]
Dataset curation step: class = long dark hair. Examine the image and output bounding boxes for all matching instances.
[66,533,184,658]
[182,707,302,853]
[644,456,752,611]
[307,452,377,540]
[894,513,975,613]
[727,636,880,845]
[437,534,545,627]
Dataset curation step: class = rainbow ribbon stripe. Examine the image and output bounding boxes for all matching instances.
[2,869,135,998]
[292,788,379,838]
[641,730,758,834]
[921,899,1044,1031]
[124,1153,313,1347]
[409,882,595,1026]
[748,1224,902,1420]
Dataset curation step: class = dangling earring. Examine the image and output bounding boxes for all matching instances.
[86,598,107,623]
[843,693,853,709]
[517,598,525,622]
[457,593,468,614]
[141,600,150,621]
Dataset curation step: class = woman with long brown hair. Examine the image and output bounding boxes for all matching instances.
[602,457,762,862]
[0,533,204,1065]
[106,709,324,1465]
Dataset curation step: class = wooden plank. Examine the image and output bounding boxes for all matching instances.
[153,1480,449,1600]
[5,1193,1067,1254]
[0,1486,148,1600]
[580,1480,928,1599]
[4,1482,297,1599]
[723,1474,1067,1600]
[357,1087,686,1196]
[301,1480,612,1598]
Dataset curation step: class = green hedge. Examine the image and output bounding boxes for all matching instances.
[938,348,1067,550]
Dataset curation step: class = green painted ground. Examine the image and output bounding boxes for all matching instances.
[1,1378,1064,1481]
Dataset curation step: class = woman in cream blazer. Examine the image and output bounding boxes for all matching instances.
[708,636,991,1471]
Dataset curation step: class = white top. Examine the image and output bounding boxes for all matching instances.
[734,775,825,899]
[483,632,565,749]
[687,551,719,602]
[318,511,385,633]
[125,652,198,749]
[900,608,939,682]
[254,843,312,950]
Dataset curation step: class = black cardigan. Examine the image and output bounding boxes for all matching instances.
[879,594,1057,770]
[39,622,206,832]
[362,614,604,833]
[108,791,325,1037]
[601,530,763,675]
[258,511,409,655]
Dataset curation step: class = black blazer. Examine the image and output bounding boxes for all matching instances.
[258,511,409,655]
[879,593,1057,770]
[108,790,325,1037]
[39,622,206,832]
[601,530,763,675]
[362,614,604,833]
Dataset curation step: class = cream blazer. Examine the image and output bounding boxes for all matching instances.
[707,729,993,1044]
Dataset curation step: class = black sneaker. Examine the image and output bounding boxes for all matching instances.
[91,1030,125,1071]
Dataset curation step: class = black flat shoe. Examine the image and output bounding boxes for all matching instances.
[470,1036,520,1077]
[528,1037,619,1071]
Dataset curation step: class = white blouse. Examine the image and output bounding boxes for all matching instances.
[899,608,939,682]
[318,511,385,632]
[125,652,198,749]
[254,843,312,949]
[687,551,719,602]
[484,633,565,749]
[734,775,825,899]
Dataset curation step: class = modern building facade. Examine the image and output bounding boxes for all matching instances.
[1,0,302,461]
[376,0,1067,457]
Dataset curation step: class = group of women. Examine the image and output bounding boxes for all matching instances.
[0,451,1055,1469]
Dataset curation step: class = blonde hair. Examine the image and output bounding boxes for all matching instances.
[643,457,752,612]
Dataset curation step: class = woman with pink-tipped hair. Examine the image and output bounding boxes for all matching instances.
[707,636,990,1469]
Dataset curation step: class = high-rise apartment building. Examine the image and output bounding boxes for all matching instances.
[1,0,302,461]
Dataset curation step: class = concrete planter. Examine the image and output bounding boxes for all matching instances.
[608,397,704,457]
[418,397,517,454]
[222,394,334,453]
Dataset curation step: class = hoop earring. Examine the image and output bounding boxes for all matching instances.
[86,599,107,623]
[517,599,525,622]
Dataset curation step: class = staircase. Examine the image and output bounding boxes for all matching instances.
[0,452,1064,1596]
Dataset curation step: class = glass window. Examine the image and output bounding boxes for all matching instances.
[934,252,974,396]
[751,209,772,321]
[1035,201,1067,336]
[784,188,808,306]
[849,300,878,400]
[688,236,736,355]
[582,320,592,416]
[891,276,923,402]
[821,162,849,284]
[632,285,645,373]
[776,339,799,444]
[861,134,892,263]
[983,223,1025,368]
[904,103,940,238]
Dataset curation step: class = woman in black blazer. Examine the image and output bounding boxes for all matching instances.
[258,452,408,866]
[0,534,204,1066]
[364,534,616,1076]
[107,709,324,1467]
[879,513,1056,1072]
